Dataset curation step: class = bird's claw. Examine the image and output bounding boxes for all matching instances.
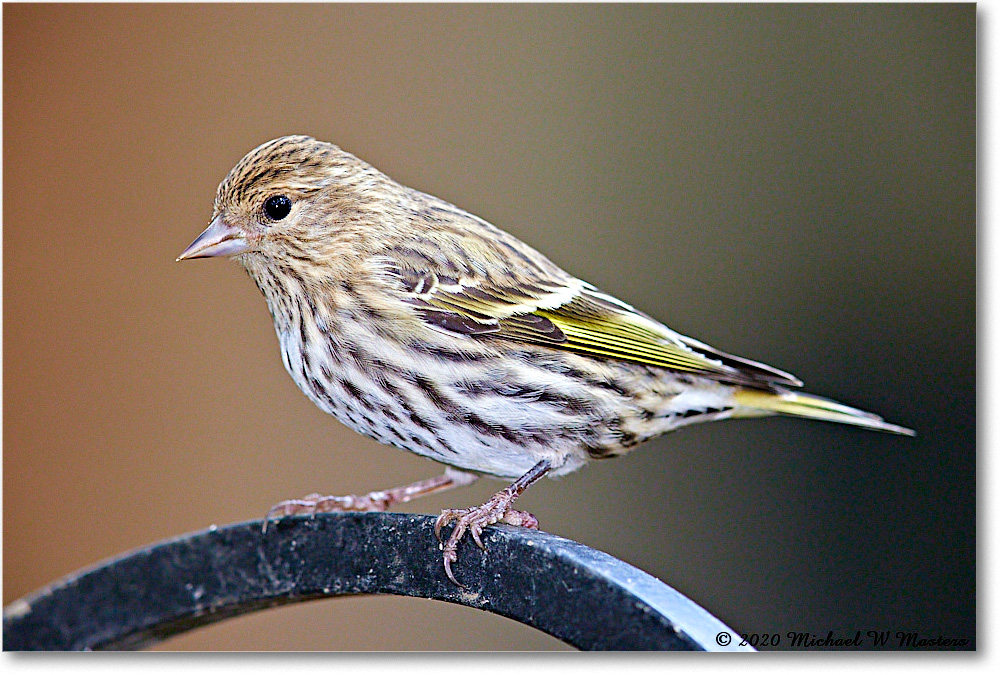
[433,490,539,586]
[261,491,390,535]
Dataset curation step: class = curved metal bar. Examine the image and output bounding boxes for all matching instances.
[3,513,752,651]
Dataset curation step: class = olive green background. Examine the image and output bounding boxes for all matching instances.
[4,4,974,650]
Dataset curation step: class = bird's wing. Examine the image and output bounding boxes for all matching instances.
[393,263,801,389]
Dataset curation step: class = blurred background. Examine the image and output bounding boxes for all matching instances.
[4,4,973,650]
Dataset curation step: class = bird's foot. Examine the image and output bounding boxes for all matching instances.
[262,491,392,533]
[261,471,476,534]
[433,487,539,586]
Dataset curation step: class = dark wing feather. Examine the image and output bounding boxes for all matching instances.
[396,264,800,389]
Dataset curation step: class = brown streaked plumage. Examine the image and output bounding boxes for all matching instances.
[178,135,913,584]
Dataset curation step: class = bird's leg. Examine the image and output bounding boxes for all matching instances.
[262,468,478,533]
[434,459,551,586]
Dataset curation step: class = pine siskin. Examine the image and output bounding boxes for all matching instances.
[178,135,913,584]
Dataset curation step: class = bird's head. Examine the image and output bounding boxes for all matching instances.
[177,135,389,269]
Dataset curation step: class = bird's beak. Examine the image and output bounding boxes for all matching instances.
[176,215,249,261]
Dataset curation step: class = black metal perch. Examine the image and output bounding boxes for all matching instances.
[3,513,752,651]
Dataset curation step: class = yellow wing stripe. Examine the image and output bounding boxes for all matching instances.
[434,291,525,318]
[548,317,729,374]
[417,279,740,378]
[556,323,683,362]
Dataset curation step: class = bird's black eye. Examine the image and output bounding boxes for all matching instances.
[264,195,292,221]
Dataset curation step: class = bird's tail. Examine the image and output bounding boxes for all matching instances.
[731,389,915,436]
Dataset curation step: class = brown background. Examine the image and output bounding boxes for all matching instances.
[4,4,974,650]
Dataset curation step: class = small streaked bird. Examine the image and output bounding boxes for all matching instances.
[178,135,913,584]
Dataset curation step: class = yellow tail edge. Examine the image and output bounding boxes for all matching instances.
[732,390,915,436]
